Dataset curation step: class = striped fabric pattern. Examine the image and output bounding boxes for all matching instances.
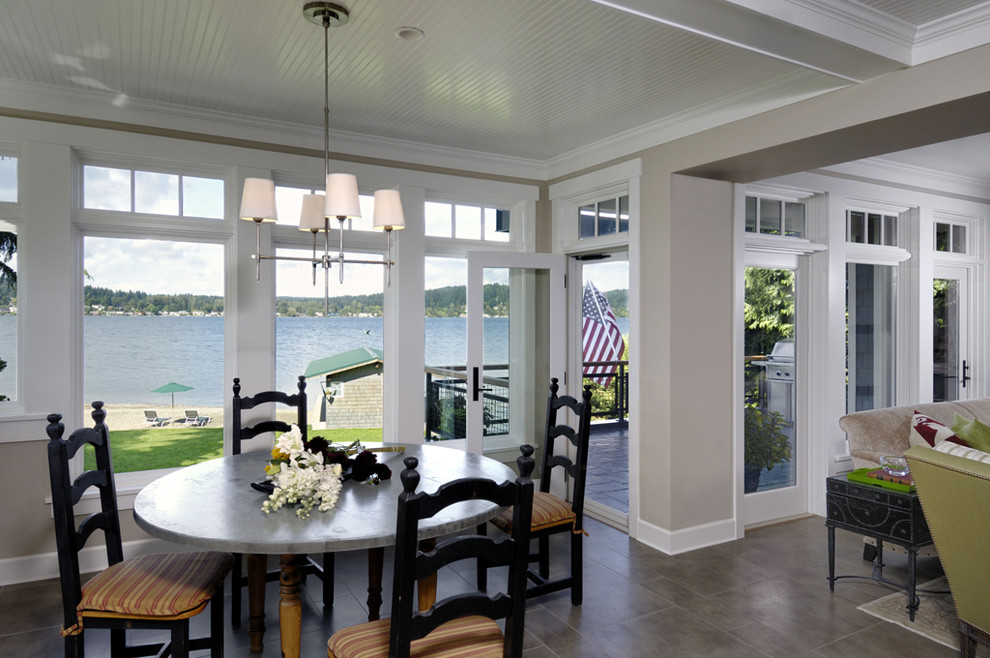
[327,615,504,657]
[491,491,574,533]
[64,551,232,636]
[934,439,990,464]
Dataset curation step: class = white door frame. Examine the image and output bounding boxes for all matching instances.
[466,251,566,456]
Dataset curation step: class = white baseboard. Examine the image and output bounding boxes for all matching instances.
[635,516,737,555]
[0,537,196,586]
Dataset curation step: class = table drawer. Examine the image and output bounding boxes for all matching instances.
[826,489,931,546]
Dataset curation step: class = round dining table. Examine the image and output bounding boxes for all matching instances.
[133,444,516,658]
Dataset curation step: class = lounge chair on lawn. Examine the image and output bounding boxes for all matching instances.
[144,410,171,427]
[184,410,211,427]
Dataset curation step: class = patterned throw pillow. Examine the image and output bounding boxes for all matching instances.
[909,412,970,449]
[933,439,990,464]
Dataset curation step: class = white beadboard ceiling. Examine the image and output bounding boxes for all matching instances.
[0,0,988,173]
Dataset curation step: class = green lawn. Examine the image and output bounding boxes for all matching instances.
[85,426,385,473]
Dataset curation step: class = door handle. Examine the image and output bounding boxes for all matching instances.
[962,360,972,388]
[472,367,491,402]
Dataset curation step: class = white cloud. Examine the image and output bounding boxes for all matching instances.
[85,237,223,295]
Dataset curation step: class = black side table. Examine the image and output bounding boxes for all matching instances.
[825,475,933,621]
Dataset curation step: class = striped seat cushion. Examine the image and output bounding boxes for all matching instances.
[491,490,575,533]
[63,551,232,637]
[327,615,504,658]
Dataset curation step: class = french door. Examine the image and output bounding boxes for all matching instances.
[743,253,808,525]
[933,265,971,402]
[465,252,566,462]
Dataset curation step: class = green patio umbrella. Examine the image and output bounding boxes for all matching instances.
[151,381,194,421]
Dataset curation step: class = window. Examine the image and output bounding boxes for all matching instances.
[935,221,967,254]
[83,165,224,219]
[83,237,224,473]
[424,256,468,440]
[846,263,897,412]
[745,196,806,237]
[847,210,897,246]
[426,201,510,242]
[0,221,16,403]
[579,195,629,239]
[275,248,384,441]
[275,185,375,231]
[0,156,17,202]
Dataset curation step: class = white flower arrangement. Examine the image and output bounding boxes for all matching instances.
[261,424,344,519]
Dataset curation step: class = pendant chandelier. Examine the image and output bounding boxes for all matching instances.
[239,2,404,314]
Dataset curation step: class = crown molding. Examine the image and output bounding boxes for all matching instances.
[821,157,990,201]
[0,78,547,181]
[728,0,915,52]
[914,3,990,64]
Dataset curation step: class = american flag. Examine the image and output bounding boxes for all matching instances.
[582,281,625,387]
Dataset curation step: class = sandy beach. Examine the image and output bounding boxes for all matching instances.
[88,404,226,431]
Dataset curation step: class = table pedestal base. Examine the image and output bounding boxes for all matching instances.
[279,555,303,658]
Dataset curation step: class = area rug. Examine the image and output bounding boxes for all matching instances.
[858,577,957,649]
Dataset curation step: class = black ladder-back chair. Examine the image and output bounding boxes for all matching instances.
[47,402,231,658]
[230,375,335,624]
[478,377,593,605]
[327,446,535,658]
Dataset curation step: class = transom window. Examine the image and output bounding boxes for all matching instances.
[275,185,375,231]
[83,165,224,219]
[935,221,967,254]
[579,195,629,239]
[426,201,510,242]
[846,209,897,246]
[745,196,805,237]
[0,156,17,203]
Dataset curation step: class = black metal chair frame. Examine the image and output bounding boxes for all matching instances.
[478,378,593,606]
[230,375,334,623]
[47,402,225,658]
[387,447,535,658]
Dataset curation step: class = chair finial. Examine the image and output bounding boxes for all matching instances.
[297,375,306,392]
[517,444,535,479]
[549,377,559,396]
[46,413,64,441]
[90,401,106,427]
[400,456,420,494]
[232,377,241,397]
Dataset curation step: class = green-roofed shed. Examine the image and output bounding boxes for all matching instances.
[305,347,384,430]
[304,347,384,379]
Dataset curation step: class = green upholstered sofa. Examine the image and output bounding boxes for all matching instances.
[840,399,990,469]
[905,445,990,657]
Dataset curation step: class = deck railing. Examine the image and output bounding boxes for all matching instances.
[424,365,508,440]
[582,360,628,424]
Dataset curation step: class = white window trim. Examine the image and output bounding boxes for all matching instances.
[550,159,640,253]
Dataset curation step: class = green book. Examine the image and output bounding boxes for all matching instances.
[846,467,915,493]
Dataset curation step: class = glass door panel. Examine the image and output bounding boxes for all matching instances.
[933,266,970,402]
[743,267,796,495]
[466,253,565,459]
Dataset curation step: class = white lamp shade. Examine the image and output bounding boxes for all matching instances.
[298,194,328,231]
[324,173,362,218]
[239,178,278,222]
[372,189,405,230]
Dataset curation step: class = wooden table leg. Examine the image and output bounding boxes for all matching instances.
[417,538,438,613]
[367,547,384,621]
[279,554,303,658]
[247,553,267,653]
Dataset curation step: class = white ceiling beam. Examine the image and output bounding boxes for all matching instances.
[590,0,908,82]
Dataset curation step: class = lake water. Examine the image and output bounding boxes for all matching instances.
[0,314,629,406]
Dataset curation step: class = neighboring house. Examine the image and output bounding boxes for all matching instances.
[304,347,384,430]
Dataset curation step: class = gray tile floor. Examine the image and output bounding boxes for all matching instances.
[586,423,629,514]
[1,515,978,657]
